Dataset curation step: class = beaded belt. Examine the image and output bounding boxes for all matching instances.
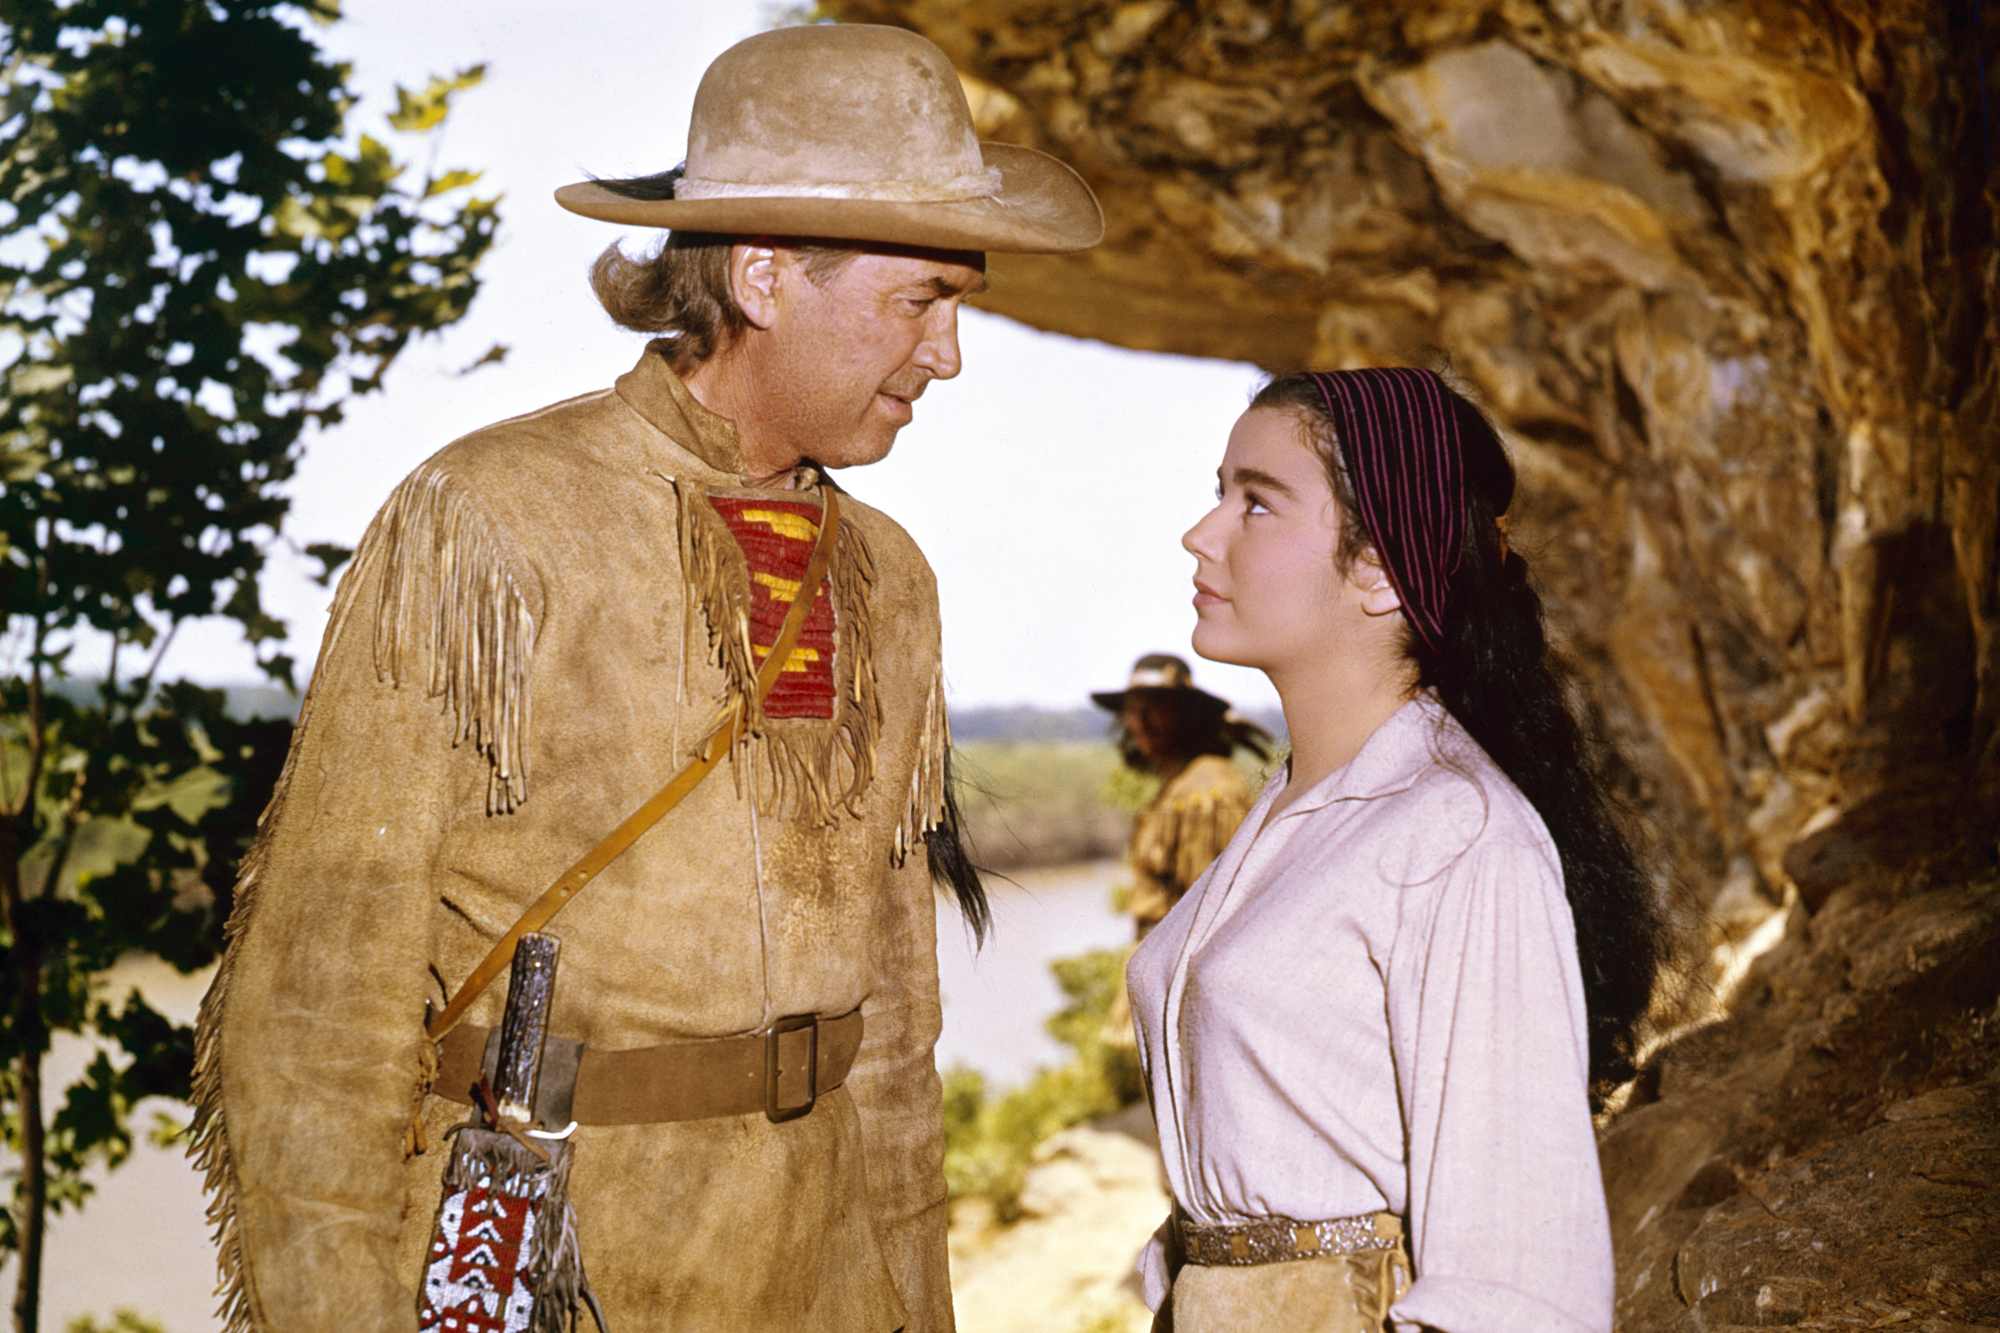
[1174,1209,1402,1267]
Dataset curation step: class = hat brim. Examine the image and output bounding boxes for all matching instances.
[554,143,1103,255]
[1090,686,1233,714]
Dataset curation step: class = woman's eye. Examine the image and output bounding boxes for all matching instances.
[1244,492,1271,515]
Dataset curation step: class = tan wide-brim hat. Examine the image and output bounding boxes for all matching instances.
[556,24,1103,254]
[1090,654,1232,714]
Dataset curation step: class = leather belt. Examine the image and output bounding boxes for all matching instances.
[1173,1209,1403,1267]
[431,1008,863,1127]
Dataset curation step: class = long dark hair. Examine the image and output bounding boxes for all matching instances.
[1252,372,1670,1098]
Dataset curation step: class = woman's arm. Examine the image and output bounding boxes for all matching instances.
[1384,840,1614,1333]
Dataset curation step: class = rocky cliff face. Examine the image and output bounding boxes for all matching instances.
[1603,791,1998,1327]
[823,2,2000,1326]
[829,0,1996,914]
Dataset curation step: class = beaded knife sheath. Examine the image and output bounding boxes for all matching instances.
[418,934,605,1333]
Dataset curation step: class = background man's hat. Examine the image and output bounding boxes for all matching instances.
[556,24,1103,254]
[1091,654,1232,714]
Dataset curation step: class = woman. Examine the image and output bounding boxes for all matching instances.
[1127,368,1668,1332]
[1091,652,1274,940]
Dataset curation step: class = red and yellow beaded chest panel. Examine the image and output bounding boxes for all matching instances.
[705,496,837,720]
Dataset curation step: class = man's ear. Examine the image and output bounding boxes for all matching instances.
[728,242,781,331]
[1352,551,1403,619]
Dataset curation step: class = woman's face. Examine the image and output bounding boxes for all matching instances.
[1181,407,1379,674]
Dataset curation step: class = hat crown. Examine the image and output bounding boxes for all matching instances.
[686,25,990,198]
[553,22,1103,255]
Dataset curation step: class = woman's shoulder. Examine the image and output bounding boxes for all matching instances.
[1376,706,1561,889]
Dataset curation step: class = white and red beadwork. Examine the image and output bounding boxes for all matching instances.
[418,1167,545,1332]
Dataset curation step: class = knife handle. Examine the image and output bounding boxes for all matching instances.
[492,933,560,1123]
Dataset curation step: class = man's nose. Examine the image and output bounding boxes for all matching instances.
[914,305,963,381]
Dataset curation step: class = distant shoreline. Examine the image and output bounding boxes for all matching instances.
[47,676,1286,746]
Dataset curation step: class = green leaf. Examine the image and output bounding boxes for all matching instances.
[303,541,354,586]
[388,65,490,133]
[389,87,448,133]
[456,342,509,375]
[135,764,231,824]
[148,1110,189,1150]
[50,816,154,895]
[270,194,327,240]
[65,1311,169,1333]
[11,363,74,393]
[3,446,50,482]
[0,0,497,1280]
[425,168,483,198]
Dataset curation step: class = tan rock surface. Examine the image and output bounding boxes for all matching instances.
[950,1115,1165,1333]
[1603,846,2000,1328]
[827,0,1998,902]
[824,4,2000,1327]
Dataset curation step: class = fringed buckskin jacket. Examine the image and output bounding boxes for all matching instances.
[1124,754,1256,933]
[190,342,956,1331]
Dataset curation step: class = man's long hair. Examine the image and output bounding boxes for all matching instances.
[585,172,855,365]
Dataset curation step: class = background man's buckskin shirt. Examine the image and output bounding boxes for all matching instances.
[1125,754,1257,932]
[191,343,956,1331]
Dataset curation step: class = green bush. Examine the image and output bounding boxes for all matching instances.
[66,1314,165,1333]
[942,947,1144,1221]
[952,742,1129,868]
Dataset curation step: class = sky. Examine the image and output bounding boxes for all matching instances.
[161,0,1284,718]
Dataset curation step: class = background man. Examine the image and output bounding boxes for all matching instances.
[1093,654,1273,940]
[190,24,1099,1330]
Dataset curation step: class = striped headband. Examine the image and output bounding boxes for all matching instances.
[1307,368,1467,653]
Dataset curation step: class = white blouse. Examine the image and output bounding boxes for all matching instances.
[1127,694,1613,1332]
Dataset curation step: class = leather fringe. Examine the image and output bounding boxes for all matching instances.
[189,827,271,1333]
[1132,788,1249,890]
[188,528,385,1332]
[895,662,951,866]
[373,465,539,815]
[674,479,761,726]
[677,481,886,828]
[190,469,538,1330]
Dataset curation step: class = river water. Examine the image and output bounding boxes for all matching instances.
[13,860,1126,1330]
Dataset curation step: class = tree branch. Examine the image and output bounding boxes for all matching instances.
[19,535,49,831]
[2,824,47,1333]
[132,620,181,708]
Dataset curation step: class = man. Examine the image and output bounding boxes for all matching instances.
[1091,655,1271,940]
[189,24,1100,1331]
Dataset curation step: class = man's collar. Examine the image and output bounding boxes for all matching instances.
[614,339,749,477]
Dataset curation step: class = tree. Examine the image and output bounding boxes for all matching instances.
[0,3,500,1328]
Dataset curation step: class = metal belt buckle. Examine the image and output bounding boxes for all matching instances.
[763,1012,819,1123]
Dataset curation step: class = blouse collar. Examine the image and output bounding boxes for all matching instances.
[1270,692,1452,822]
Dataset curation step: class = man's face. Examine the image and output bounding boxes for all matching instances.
[761,247,986,469]
[1120,694,1175,765]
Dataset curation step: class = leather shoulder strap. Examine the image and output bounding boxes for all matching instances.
[426,487,843,1042]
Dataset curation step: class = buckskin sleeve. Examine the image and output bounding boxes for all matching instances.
[193,487,526,1330]
[847,840,953,1330]
[842,569,954,1332]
